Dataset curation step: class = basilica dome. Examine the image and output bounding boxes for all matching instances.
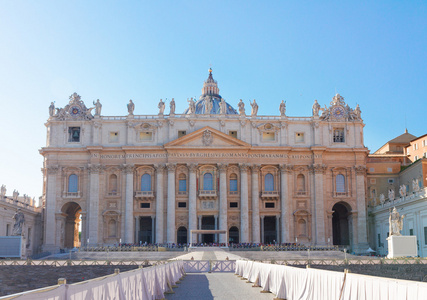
[183,69,238,115]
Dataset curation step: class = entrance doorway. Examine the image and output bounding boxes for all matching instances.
[201,216,215,243]
[332,202,350,246]
[177,226,187,244]
[61,202,82,248]
[139,217,153,244]
[264,216,277,244]
[229,226,239,243]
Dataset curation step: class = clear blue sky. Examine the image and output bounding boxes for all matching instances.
[1,1,426,203]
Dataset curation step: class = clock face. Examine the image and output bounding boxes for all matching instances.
[332,106,345,119]
[70,106,81,116]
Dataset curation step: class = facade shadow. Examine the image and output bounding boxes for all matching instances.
[166,274,214,300]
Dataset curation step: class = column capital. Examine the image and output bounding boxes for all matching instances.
[251,164,261,173]
[154,164,166,172]
[46,165,60,175]
[239,163,249,173]
[166,163,177,172]
[308,163,327,174]
[122,164,135,174]
[187,163,198,172]
[354,165,366,175]
[218,163,228,172]
[88,164,104,174]
[279,164,293,173]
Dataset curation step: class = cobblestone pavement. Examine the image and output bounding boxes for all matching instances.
[165,273,275,300]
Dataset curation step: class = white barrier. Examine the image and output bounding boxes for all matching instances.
[3,260,184,300]
[235,260,427,300]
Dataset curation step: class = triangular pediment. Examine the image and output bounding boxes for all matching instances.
[164,126,251,149]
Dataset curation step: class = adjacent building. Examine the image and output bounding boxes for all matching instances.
[40,69,369,253]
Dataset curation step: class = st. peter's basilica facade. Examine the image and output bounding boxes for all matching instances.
[40,69,368,253]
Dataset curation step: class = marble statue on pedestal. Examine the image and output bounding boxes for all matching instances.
[12,209,25,236]
[399,185,407,198]
[93,99,102,116]
[379,193,385,205]
[170,98,175,115]
[250,99,258,116]
[13,190,19,201]
[127,100,135,115]
[158,99,165,115]
[49,102,55,117]
[187,98,196,114]
[412,178,420,192]
[238,99,245,115]
[279,100,286,116]
[312,100,320,116]
[388,188,395,201]
[220,99,227,114]
[0,184,6,198]
[389,207,404,236]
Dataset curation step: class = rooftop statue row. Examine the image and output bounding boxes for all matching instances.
[48,93,361,121]
[1,184,36,205]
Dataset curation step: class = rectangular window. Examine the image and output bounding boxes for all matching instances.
[369,168,375,172]
[423,140,426,147]
[109,132,119,143]
[230,179,238,192]
[230,202,238,208]
[178,202,187,208]
[265,202,275,208]
[414,156,419,161]
[423,152,427,158]
[414,144,418,150]
[6,224,10,236]
[409,229,414,236]
[262,132,275,141]
[388,178,394,184]
[333,128,345,143]
[295,132,305,143]
[229,131,237,138]
[140,132,153,141]
[387,168,393,173]
[140,203,150,208]
[424,227,427,245]
[68,127,80,142]
[377,233,381,247]
[178,131,187,138]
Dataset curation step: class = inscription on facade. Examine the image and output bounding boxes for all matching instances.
[91,153,322,160]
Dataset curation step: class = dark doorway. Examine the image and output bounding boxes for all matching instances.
[139,217,153,244]
[264,216,277,244]
[201,216,215,243]
[177,226,187,244]
[332,203,350,245]
[61,202,82,248]
[229,226,239,243]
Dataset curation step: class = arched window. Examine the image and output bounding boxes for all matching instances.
[229,173,238,192]
[179,174,187,192]
[297,174,305,192]
[336,174,345,193]
[109,174,118,193]
[203,173,213,190]
[265,173,274,191]
[141,174,152,191]
[68,174,78,193]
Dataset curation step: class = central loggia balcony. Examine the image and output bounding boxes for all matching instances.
[261,190,279,200]
[62,192,82,199]
[135,191,155,199]
[198,189,217,199]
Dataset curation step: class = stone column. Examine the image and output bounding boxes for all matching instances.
[355,166,369,252]
[214,215,218,243]
[123,164,134,244]
[155,164,166,244]
[311,164,326,245]
[218,163,228,244]
[44,165,59,251]
[166,163,176,244]
[135,216,139,243]
[198,215,202,243]
[261,216,265,243]
[279,164,292,243]
[251,164,260,243]
[151,216,156,244]
[80,212,87,246]
[239,164,249,243]
[188,164,198,244]
[276,216,280,243]
[88,164,102,245]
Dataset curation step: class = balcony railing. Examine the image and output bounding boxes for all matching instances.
[135,191,155,198]
[198,190,217,199]
[261,191,280,200]
[62,192,82,198]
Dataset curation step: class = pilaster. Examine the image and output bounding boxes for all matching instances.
[155,164,166,244]
[123,164,134,243]
[44,165,60,251]
[218,163,228,244]
[166,163,176,244]
[251,164,260,243]
[240,163,249,243]
[279,164,292,243]
[188,163,198,244]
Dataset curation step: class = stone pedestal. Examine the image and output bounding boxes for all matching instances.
[387,235,417,258]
